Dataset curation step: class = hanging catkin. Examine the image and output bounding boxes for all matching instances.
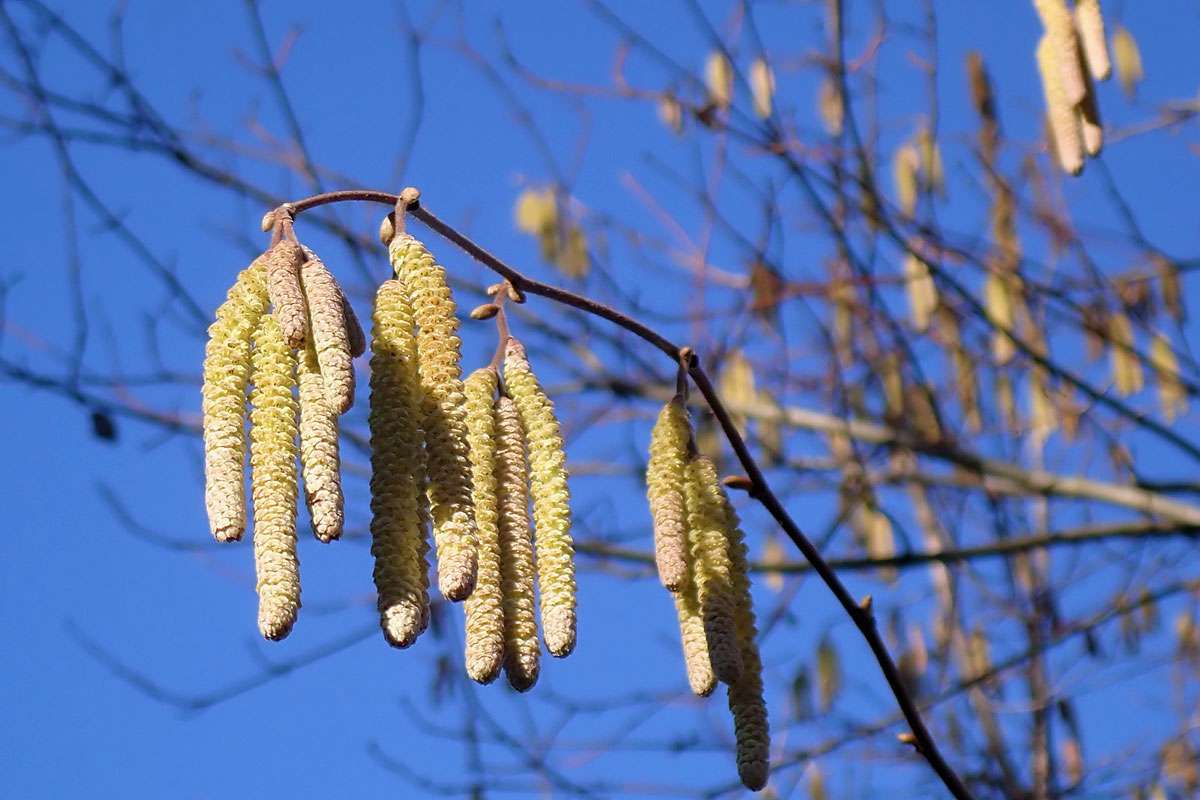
[496,396,540,691]
[713,485,770,791]
[265,239,309,350]
[1034,0,1087,106]
[464,368,505,684]
[646,399,691,593]
[504,338,576,658]
[202,258,269,542]
[674,571,717,697]
[299,248,355,414]
[369,279,431,648]
[1074,0,1111,81]
[389,233,478,602]
[342,294,367,358]
[1036,34,1084,175]
[249,313,301,641]
[684,455,743,685]
[297,341,343,542]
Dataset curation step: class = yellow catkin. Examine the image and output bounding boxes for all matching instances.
[1074,0,1111,81]
[1035,0,1087,106]
[1036,34,1084,175]
[249,313,301,640]
[749,57,774,119]
[674,575,717,697]
[342,294,367,358]
[299,248,355,414]
[297,341,343,542]
[1109,312,1143,396]
[684,456,743,685]
[1078,58,1104,157]
[646,399,692,593]
[265,239,308,350]
[464,368,505,684]
[710,476,769,791]
[202,259,270,542]
[903,251,937,333]
[1151,332,1188,422]
[504,338,576,658]
[369,279,431,648]
[705,51,733,110]
[389,233,478,602]
[496,396,540,691]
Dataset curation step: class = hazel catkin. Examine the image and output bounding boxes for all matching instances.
[299,248,355,414]
[684,456,743,685]
[342,294,367,359]
[504,338,576,658]
[369,279,431,648]
[297,341,343,542]
[249,312,301,641]
[464,368,505,684]
[389,233,478,602]
[265,239,309,350]
[1074,0,1111,81]
[496,396,540,691]
[646,399,691,593]
[1036,34,1084,176]
[202,258,270,542]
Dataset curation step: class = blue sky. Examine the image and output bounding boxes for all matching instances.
[2,1,1199,798]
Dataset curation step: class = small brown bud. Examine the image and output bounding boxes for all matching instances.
[378,214,396,246]
[260,210,275,232]
[486,283,505,296]
[859,594,874,617]
[470,303,501,321]
[897,732,917,746]
[505,284,526,304]
[722,475,754,492]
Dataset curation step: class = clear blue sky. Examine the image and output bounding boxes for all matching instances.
[2,1,1198,798]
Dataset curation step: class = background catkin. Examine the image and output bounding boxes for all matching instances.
[299,249,355,414]
[1035,0,1086,106]
[1074,0,1111,81]
[265,239,309,349]
[369,279,431,648]
[389,233,478,602]
[709,473,770,791]
[646,399,691,593]
[496,396,540,692]
[464,368,505,684]
[1036,34,1084,176]
[684,456,743,685]
[504,338,576,658]
[202,258,269,542]
[249,313,301,641]
[298,341,343,542]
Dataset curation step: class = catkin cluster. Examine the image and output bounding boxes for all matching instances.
[201,235,364,639]
[459,350,576,688]
[1033,0,1111,175]
[645,398,769,791]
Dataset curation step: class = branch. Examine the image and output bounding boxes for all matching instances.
[276,188,975,799]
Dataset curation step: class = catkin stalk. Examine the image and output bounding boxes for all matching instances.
[1036,34,1084,175]
[504,338,576,658]
[496,396,540,691]
[299,248,355,414]
[298,341,343,542]
[390,233,478,602]
[684,456,743,685]
[369,279,431,648]
[464,369,505,684]
[265,239,309,349]
[202,258,270,542]
[646,399,692,593]
[249,313,301,640]
[1074,0,1111,81]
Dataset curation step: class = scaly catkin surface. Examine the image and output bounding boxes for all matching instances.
[390,234,478,602]
[647,399,692,593]
[504,338,576,658]
[684,456,743,685]
[496,396,540,691]
[299,249,355,414]
[265,239,309,350]
[298,341,343,542]
[202,258,269,542]
[464,368,505,684]
[707,472,770,791]
[369,279,431,647]
[249,313,301,641]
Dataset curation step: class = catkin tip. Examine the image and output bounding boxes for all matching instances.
[259,612,297,641]
[381,604,427,649]
[543,605,576,658]
[438,550,478,602]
